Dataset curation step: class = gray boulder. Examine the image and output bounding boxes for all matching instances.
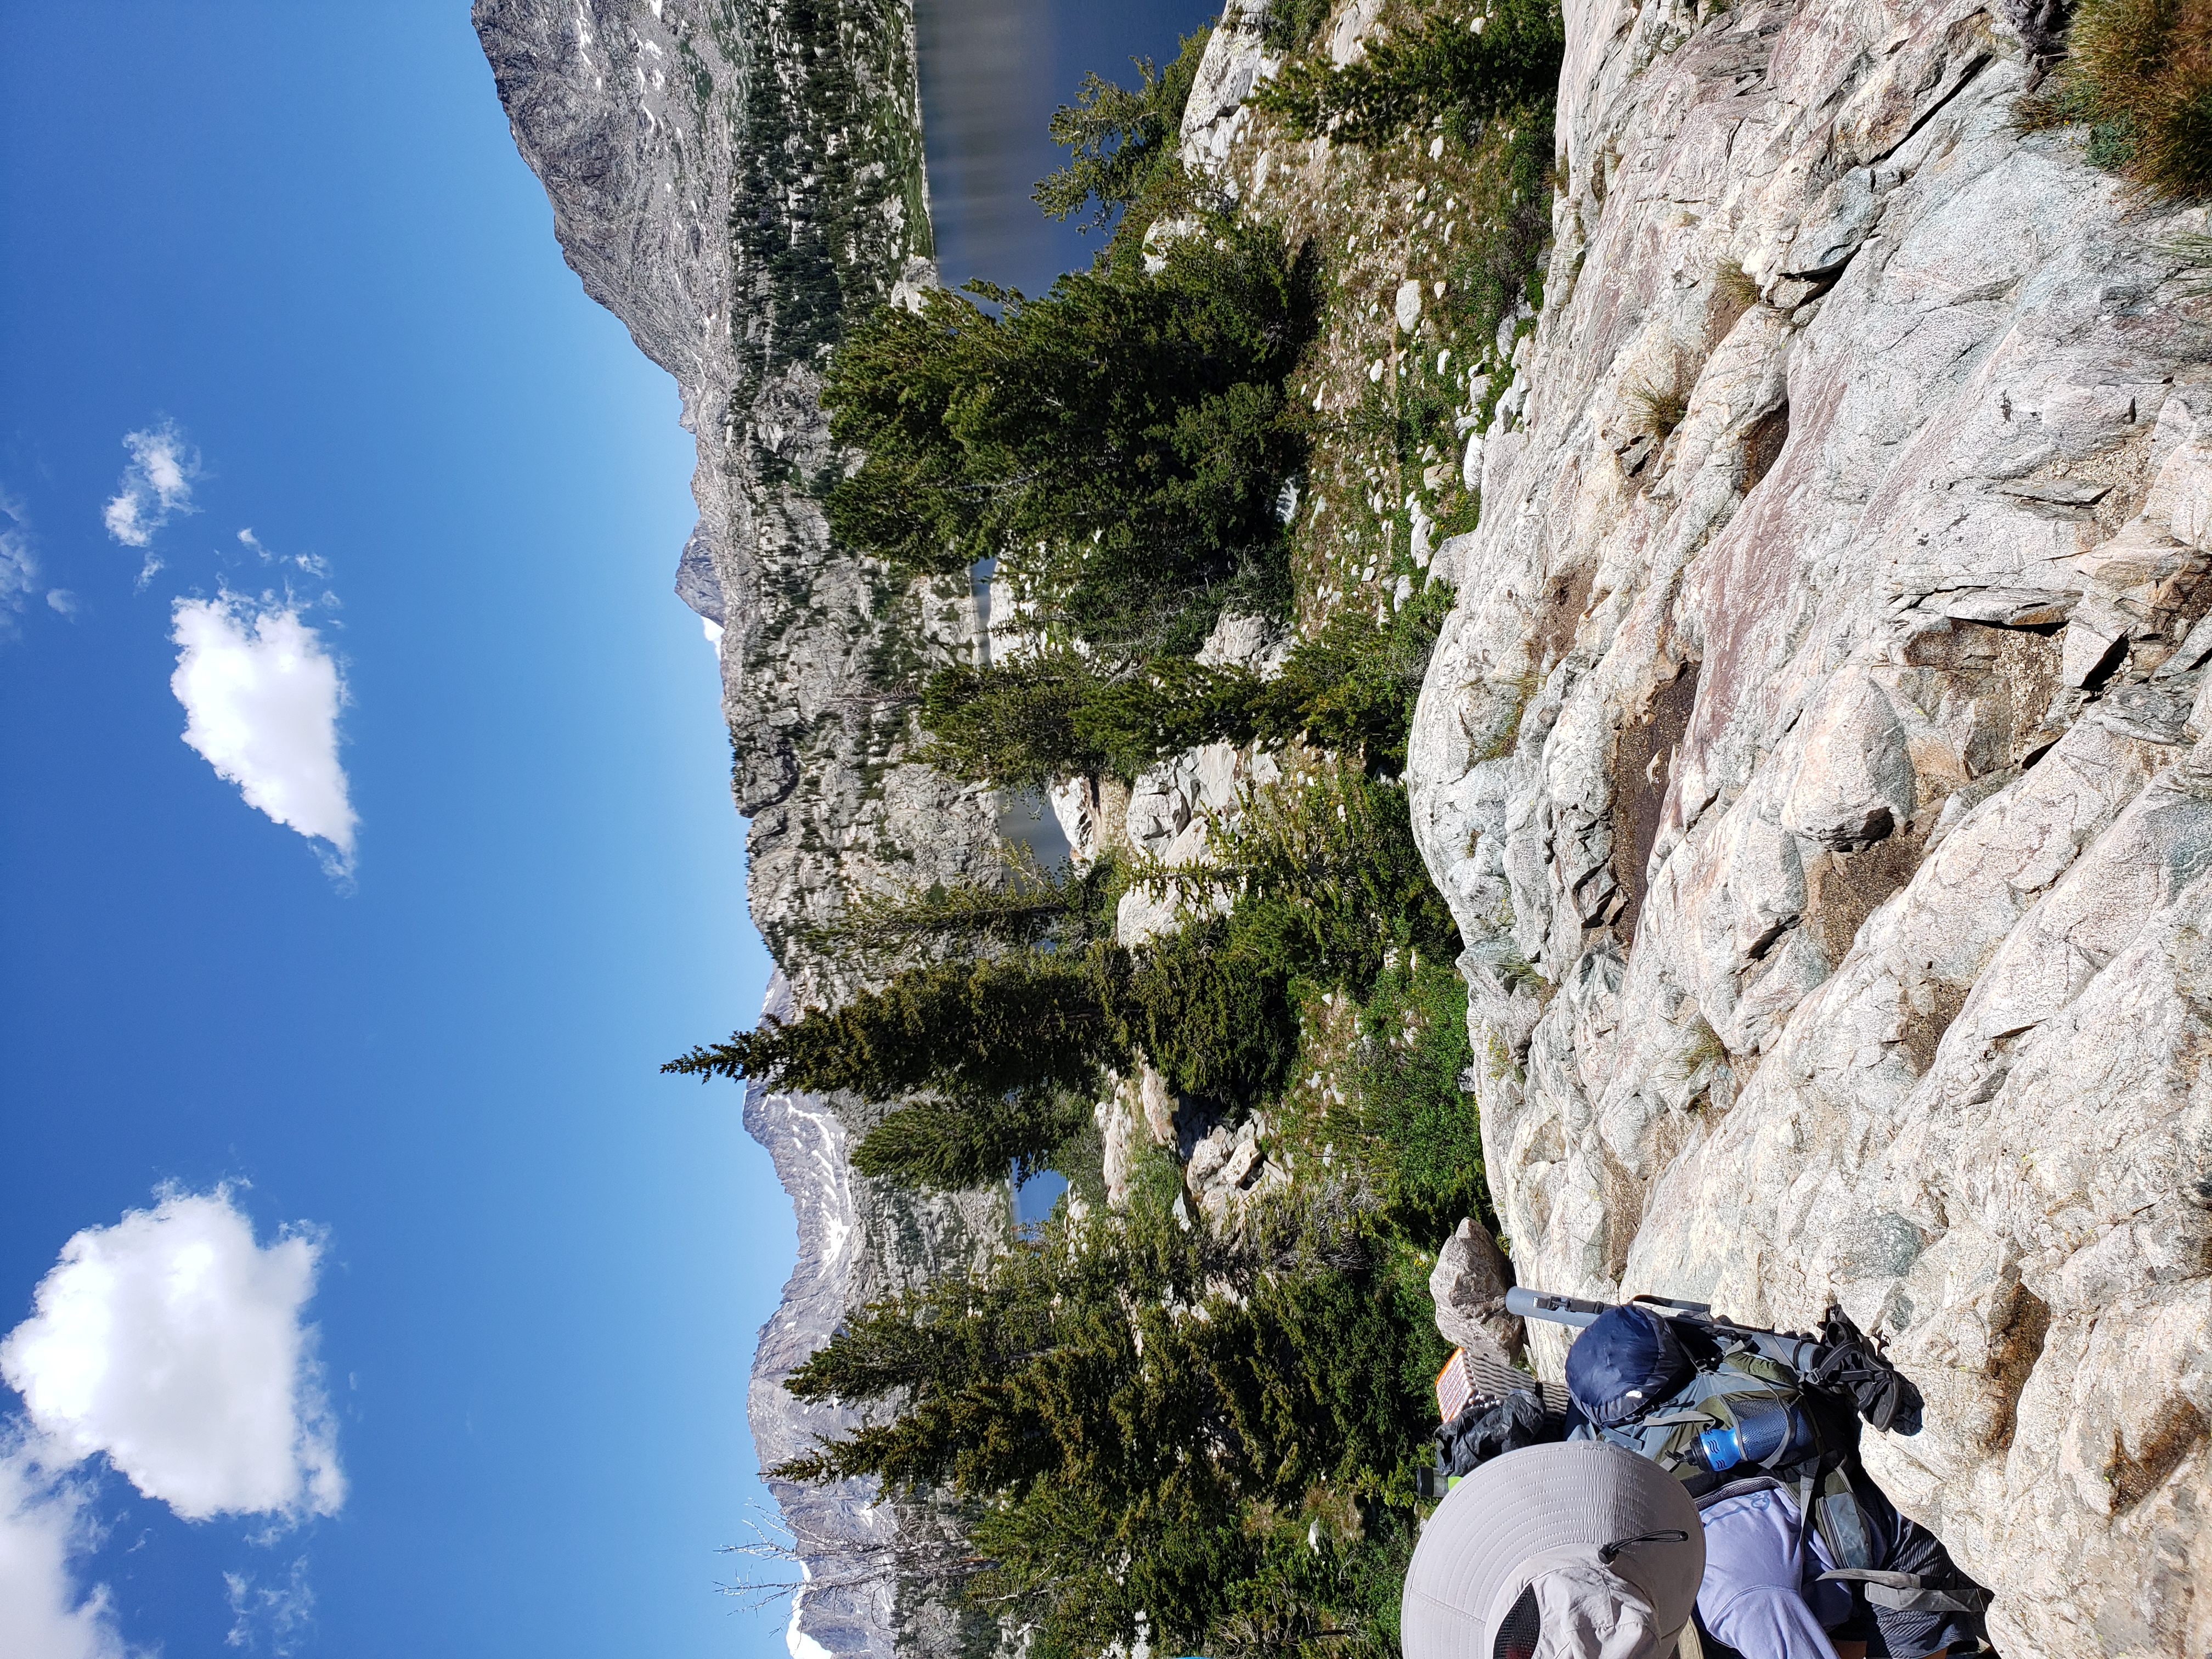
[1429,1218,1526,1363]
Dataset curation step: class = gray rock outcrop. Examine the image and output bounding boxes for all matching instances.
[474,0,1005,1006]
[1405,0,2212,1649]
[1186,1114,1291,1223]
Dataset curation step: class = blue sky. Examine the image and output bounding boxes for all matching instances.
[0,2,1212,1656]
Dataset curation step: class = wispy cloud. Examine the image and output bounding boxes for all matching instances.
[224,1557,315,1656]
[171,595,357,874]
[2,493,91,631]
[0,1188,346,1523]
[102,420,200,549]
[0,1436,125,1659]
[235,529,330,582]
[1,493,38,635]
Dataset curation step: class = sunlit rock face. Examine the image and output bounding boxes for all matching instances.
[474,6,1011,1655]
[1405,0,2212,1649]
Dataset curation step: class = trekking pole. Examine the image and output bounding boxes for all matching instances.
[1503,1286,1606,1328]
[1508,1286,1828,1374]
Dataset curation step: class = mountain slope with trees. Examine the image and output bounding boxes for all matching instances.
[665,3,1565,1650]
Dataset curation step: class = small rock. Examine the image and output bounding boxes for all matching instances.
[1396,279,1423,332]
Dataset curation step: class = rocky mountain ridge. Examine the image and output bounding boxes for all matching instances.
[474,4,1008,1654]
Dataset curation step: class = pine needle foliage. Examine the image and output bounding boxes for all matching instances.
[665,760,1456,1189]
[1190,762,1460,992]
[1114,916,1303,1103]
[917,581,1453,791]
[1253,0,1566,150]
[664,950,1121,1112]
[665,945,1125,1188]
[797,842,1121,969]
[2020,0,2212,199]
[848,1090,1094,1187]
[775,1194,1439,1659]
[821,221,1321,657]
[669,902,1311,1187]
[1034,30,1213,240]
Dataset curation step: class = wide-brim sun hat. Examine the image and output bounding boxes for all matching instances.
[1402,1440,1705,1659]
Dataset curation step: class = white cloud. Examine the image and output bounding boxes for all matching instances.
[103,421,200,548]
[170,596,357,871]
[47,590,80,617]
[0,1438,125,1659]
[237,529,331,581]
[0,1189,345,1523]
[224,1557,315,1655]
[1,492,38,634]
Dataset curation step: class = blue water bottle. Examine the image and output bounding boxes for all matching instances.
[1696,1403,1814,1471]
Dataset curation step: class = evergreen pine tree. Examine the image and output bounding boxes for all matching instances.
[821,222,1317,657]
[778,1197,1436,1659]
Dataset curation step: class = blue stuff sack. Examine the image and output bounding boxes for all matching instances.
[1565,1304,1696,1427]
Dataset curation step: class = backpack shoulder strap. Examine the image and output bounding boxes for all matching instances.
[1814,1568,1991,1616]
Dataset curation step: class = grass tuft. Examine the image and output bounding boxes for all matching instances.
[1625,376,1690,439]
[1474,669,1541,762]
[1261,0,1334,54]
[1712,261,1762,311]
[2019,0,2212,200]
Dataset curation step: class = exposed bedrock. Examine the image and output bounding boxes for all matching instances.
[1404,0,2212,1648]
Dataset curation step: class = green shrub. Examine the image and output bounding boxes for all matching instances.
[1199,763,1461,992]
[1254,0,1565,149]
[1118,918,1302,1104]
[1347,957,1488,1248]
[1442,116,1555,414]
[1270,582,1455,771]
[2021,0,2212,199]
